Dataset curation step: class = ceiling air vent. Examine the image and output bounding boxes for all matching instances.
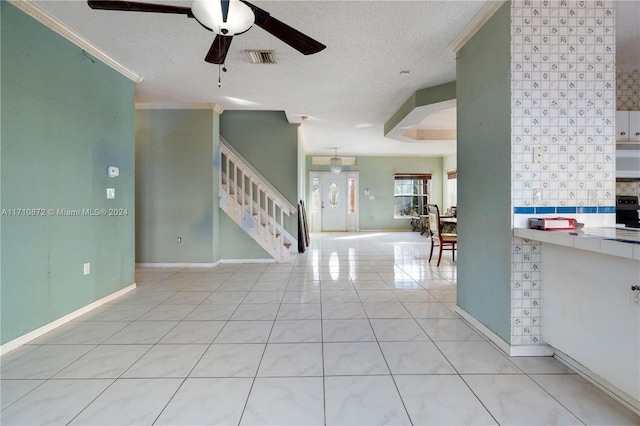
[245,50,276,64]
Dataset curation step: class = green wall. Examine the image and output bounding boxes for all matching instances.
[218,214,269,260]
[456,3,512,342]
[306,156,443,231]
[1,3,135,344]
[220,110,298,260]
[135,109,219,263]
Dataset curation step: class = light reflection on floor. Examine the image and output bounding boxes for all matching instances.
[1,232,637,425]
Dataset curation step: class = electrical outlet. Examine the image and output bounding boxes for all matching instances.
[107,188,115,199]
[177,236,182,243]
[83,262,90,275]
[533,146,545,164]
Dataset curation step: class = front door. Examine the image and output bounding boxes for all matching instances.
[320,173,347,231]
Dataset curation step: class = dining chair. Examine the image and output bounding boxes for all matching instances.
[427,204,457,266]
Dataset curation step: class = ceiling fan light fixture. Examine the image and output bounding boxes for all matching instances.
[191,0,254,35]
[330,148,342,175]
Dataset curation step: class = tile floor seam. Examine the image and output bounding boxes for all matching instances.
[59,377,119,426]
[236,291,282,426]
[367,310,415,425]
[318,272,328,426]
[457,374,503,425]
[524,373,589,426]
[3,233,638,425]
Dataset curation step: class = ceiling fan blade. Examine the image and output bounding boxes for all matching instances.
[205,35,233,64]
[87,1,193,16]
[239,0,326,55]
[221,0,230,23]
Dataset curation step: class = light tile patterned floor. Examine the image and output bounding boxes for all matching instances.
[1,232,638,425]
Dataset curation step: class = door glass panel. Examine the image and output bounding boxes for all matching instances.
[348,178,356,213]
[329,182,339,208]
[312,177,320,213]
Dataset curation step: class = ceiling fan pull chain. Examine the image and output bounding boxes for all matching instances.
[218,64,222,88]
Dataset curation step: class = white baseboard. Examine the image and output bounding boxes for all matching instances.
[136,262,221,268]
[0,283,136,356]
[220,259,276,264]
[456,306,638,414]
[508,343,555,357]
[136,259,281,267]
[554,349,640,416]
[352,229,414,233]
[455,306,554,357]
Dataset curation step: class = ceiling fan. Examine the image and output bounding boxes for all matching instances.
[87,0,326,65]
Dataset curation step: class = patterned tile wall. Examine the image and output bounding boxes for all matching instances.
[511,236,542,344]
[617,180,640,196]
[510,0,616,346]
[617,70,640,110]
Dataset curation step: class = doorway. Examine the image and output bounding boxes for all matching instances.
[309,171,359,232]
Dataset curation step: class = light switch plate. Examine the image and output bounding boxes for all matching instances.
[83,262,90,275]
[107,188,115,199]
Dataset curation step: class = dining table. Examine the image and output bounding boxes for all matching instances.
[440,216,457,234]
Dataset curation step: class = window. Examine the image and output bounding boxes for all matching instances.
[447,170,457,210]
[394,174,431,218]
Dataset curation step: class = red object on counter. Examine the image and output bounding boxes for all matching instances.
[529,217,577,230]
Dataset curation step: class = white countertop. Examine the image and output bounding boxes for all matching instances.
[514,227,640,260]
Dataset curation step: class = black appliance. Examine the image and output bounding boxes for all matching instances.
[616,195,640,228]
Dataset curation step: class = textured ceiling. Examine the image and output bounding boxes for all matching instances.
[29,0,640,157]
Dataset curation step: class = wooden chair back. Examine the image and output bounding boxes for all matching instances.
[427,204,441,239]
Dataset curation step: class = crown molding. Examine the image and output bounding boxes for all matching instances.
[449,0,507,55]
[8,0,143,83]
[135,103,224,114]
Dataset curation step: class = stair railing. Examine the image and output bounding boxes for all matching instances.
[219,137,297,253]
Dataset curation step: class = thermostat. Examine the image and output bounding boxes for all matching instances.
[107,166,119,177]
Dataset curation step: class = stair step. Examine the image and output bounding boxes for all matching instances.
[219,152,297,262]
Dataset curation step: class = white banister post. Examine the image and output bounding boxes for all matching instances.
[265,195,270,242]
[280,207,284,257]
[241,167,245,218]
[272,201,277,249]
[225,153,230,206]
[233,161,238,212]
[257,188,261,235]
[249,179,253,228]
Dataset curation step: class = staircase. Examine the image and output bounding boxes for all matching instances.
[219,138,298,262]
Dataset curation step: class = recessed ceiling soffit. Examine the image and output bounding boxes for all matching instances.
[403,128,457,141]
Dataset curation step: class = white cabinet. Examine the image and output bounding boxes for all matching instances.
[616,110,640,142]
[542,243,640,407]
